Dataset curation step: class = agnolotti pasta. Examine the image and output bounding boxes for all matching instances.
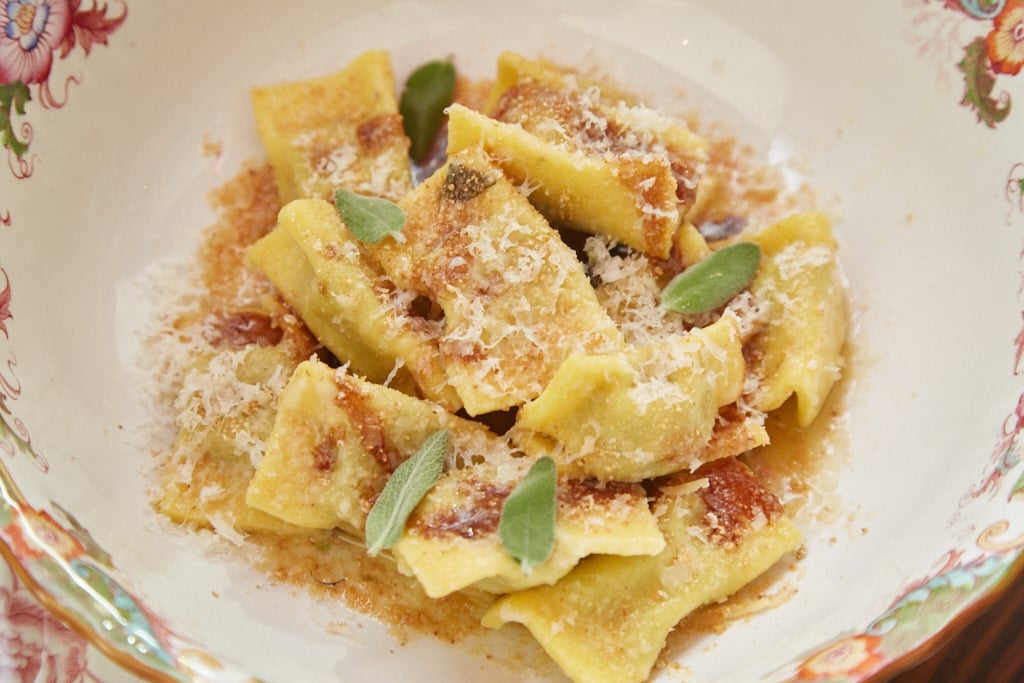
[156,300,322,539]
[155,47,849,683]
[746,212,847,427]
[513,312,761,481]
[393,463,666,598]
[364,145,624,415]
[250,49,412,203]
[248,198,461,409]
[246,358,494,533]
[449,52,709,260]
[481,459,802,683]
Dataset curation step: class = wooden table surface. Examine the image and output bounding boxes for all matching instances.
[885,569,1024,683]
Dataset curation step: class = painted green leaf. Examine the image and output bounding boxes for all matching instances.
[334,189,406,244]
[958,37,1012,129]
[661,241,761,314]
[499,456,557,572]
[400,59,456,163]
[365,430,449,555]
[0,417,35,458]
[0,82,32,159]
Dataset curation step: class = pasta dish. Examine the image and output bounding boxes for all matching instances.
[149,49,848,683]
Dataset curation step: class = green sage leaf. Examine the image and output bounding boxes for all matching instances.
[661,241,761,314]
[365,430,449,555]
[499,456,557,572]
[400,59,456,163]
[334,189,406,244]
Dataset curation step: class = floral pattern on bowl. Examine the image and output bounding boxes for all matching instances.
[788,5,1024,655]
[908,0,1024,127]
[0,0,126,225]
[2,1,1024,682]
[0,338,260,681]
[0,3,265,678]
[0,559,91,682]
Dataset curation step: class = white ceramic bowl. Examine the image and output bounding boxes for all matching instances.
[3,1,1024,681]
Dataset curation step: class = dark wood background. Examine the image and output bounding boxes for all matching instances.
[885,571,1024,682]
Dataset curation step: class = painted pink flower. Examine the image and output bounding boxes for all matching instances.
[987,0,1024,75]
[0,0,71,84]
[0,565,88,682]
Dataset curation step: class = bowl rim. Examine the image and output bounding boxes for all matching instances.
[0,459,260,683]
[3,0,1024,681]
[862,553,1024,682]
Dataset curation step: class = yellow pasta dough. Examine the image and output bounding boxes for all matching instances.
[157,306,319,538]
[447,52,708,259]
[514,313,756,480]
[251,49,411,203]
[481,459,801,683]
[365,146,623,415]
[393,464,665,598]
[246,358,496,534]
[746,212,847,426]
[248,198,460,409]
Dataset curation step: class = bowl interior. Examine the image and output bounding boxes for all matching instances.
[4,1,1024,681]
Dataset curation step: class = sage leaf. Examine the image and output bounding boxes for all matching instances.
[400,59,456,163]
[661,242,761,314]
[499,456,557,572]
[334,189,406,244]
[365,430,449,555]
